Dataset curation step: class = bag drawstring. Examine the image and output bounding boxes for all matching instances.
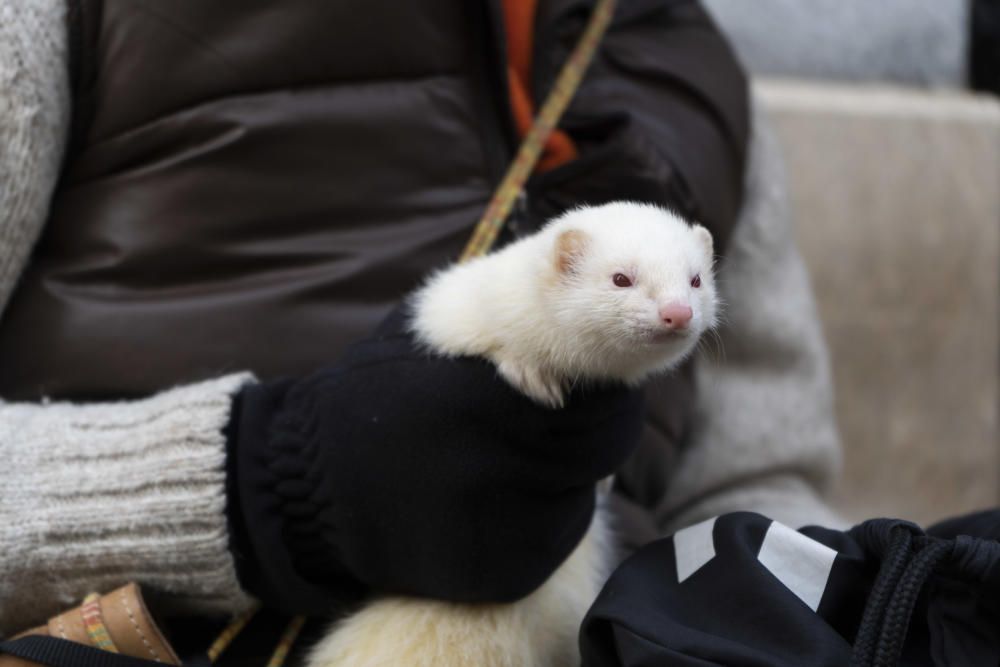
[851,526,954,667]
[871,540,952,667]
[850,526,914,667]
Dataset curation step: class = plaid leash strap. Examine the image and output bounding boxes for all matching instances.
[459,0,617,262]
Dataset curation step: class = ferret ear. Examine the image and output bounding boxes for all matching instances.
[692,224,714,259]
[554,228,590,275]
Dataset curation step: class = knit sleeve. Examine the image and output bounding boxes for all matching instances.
[655,104,847,534]
[0,373,257,636]
[0,0,70,318]
[0,3,257,635]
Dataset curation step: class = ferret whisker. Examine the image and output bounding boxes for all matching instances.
[704,328,726,364]
[695,338,712,363]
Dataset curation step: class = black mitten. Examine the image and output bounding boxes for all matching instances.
[227,309,645,614]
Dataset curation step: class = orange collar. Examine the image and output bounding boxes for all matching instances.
[502,0,578,172]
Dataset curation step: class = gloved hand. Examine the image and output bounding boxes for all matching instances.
[226,309,645,615]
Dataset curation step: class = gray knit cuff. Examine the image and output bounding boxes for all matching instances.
[0,373,256,636]
[659,473,849,537]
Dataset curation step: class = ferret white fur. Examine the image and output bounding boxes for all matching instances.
[307,202,718,667]
[411,202,717,406]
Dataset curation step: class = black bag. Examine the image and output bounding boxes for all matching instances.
[581,510,1000,666]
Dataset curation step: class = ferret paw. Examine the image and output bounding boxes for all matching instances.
[497,358,565,408]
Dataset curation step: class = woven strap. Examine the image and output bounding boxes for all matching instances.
[0,636,209,667]
[459,0,617,262]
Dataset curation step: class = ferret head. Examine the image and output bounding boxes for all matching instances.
[541,202,718,383]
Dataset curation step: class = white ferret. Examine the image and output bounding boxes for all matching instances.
[308,202,719,667]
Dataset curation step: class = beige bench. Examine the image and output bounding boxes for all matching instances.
[759,79,1000,525]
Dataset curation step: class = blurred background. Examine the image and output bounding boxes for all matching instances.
[704,0,999,526]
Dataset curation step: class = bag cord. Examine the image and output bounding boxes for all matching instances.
[871,540,952,667]
[850,527,914,666]
[851,527,953,667]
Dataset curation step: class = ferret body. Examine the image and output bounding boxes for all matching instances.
[307,202,718,667]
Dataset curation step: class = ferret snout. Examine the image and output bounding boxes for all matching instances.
[659,302,693,330]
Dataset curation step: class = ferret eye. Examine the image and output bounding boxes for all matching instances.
[691,274,701,288]
[613,273,633,288]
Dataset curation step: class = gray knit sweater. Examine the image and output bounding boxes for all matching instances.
[0,0,842,636]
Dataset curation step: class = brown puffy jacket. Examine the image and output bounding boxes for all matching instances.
[0,0,748,537]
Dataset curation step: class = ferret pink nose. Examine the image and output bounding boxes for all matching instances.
[660,303,693,330]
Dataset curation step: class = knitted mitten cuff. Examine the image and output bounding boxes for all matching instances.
[0,373,256,636]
